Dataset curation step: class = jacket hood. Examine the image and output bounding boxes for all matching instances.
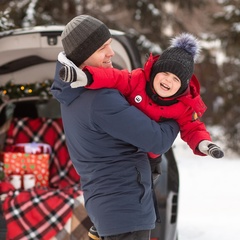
[144,53,159,81]
[178,74,206,117]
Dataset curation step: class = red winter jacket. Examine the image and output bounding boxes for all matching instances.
[84,54,211,156]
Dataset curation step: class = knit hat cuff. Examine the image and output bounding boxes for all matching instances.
[66,24,111,66]
[153,59,192,83]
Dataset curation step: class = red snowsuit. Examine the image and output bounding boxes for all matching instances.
[84,54,211,156]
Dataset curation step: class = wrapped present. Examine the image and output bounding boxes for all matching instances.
[9,142,52,154]
[1,152,49,187]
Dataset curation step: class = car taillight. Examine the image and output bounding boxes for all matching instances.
[151,238,158,240]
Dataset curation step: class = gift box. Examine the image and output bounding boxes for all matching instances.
[1,151,50,187]
[7,142,52,155]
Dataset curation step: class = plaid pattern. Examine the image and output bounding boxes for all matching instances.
[52,196,92,240]
[2,186,83,240]
[4,117,80,188]
[1,117,89,239]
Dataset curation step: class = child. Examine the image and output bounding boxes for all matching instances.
[58,33,224,159]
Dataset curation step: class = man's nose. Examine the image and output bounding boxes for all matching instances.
[107,46,115,57]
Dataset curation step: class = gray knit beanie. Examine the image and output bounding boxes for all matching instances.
[150,33,201,96]
[61,15,111,66]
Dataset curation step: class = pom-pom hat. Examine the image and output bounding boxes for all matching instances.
[150,33,201,96]
[61,15,111,67]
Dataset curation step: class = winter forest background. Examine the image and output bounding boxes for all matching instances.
[0,0,240,155]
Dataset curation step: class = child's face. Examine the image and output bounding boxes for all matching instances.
[153,72,181,98]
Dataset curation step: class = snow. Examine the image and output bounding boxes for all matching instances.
[22,0,38,28]
[173,135,240,240]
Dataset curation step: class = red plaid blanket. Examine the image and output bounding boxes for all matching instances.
[4,117,80,188]
[2,185,83,240]
[1,117,85,239]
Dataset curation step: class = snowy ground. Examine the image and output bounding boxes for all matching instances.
[173,135,240,240]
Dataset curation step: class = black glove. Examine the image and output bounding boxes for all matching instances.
[208,143,224,158]
[58,51,88,88]
[198,140,224,158]
[149,155,162,173]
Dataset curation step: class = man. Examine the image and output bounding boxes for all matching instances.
[51,15,179,240]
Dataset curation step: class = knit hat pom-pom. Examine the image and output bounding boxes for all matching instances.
[170,33,201,62]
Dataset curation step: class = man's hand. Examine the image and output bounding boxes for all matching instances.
[58,51,88,88]
[198,140,224,158]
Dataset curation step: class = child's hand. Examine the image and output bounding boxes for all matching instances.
[198,140,224,158]
[59,65,88,88]
[58,51,88,88]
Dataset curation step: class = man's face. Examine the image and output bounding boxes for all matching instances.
[80,39,114,69]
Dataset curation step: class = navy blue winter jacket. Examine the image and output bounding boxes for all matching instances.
[51,61,179,236]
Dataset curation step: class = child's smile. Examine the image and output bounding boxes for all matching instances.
[160,82,171,91]
[153,72,181,98]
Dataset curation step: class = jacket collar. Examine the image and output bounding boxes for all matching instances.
[144,53,159,81]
